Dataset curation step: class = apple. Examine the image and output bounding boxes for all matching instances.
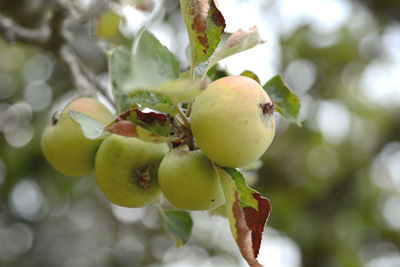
[190,76,275,168]
[41,98,114,176]
[95,134,169,207]
[158,146,224,210]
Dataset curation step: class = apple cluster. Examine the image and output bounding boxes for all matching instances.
[41,76,275,210]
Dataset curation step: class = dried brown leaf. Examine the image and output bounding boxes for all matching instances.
[232,191,263,267]
[106,120,138,137]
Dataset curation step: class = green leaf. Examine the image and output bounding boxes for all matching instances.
[164,210,193,247]
[216,167,240,239]
[205,64,229,81]
[127,109,172,137]
[180,0,225,69]
[123,29,180,93]
[179,69,191,79]
[109,46,132,113]
[263,74,301,125]
[221,168,258,209]
[129,79,208,113]
[240,70,260,84]
[200,26,263,76]
[106,111,177,143]
[130,90,176,114]
[205,1,225,60]
[150,79,208,103]
[215,166,271,267]
[68,111,110,140]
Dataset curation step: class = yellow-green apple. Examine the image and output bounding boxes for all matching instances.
[158,146,224,210]
[41,98,114,176]
[95,134,168,207]
[190,76,275,168]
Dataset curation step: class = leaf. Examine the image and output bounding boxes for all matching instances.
[263,75,301,125]
[180,0,225,68]
[201,26,264,76]
[109,46,133,113]
[128,109,172,137]
[136,126,175,143]
[123,30,180,93]
[69,111,110,140]
[106,120,138,137]
[205,64,229,81]
[164,210,193,247]
[215,167,271,267]
[240,70,260,84]
[179,69,191,79]
[150,79,209,103]
[106,111,175,143]
[130,90,176,115]
[129,79,208,114]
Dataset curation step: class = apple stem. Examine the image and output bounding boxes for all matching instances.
[186,101,193,117]
[186,131,196,151]
[172,102,197,151]
[175,104,191,129]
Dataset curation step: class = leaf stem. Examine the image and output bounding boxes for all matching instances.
[175,102,190,128]
[185,100,193,117]
[190,64,195,81]
[174,103,197,150]
[155,201,167,221]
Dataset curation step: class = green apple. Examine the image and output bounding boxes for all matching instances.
[191,75,275,168]
[41,97,114,176]
[95,134,168,207]
[158,146,224,210]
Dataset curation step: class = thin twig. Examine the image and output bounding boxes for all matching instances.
[59,45,95,96]
[0,13,50,45]
[0,0,115,105]
[74,53,114,104]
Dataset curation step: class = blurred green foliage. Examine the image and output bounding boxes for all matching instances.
[1,0,400,267]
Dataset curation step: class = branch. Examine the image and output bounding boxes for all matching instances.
[0,12,50,45]
[69,47,114,104]
[0,0,115,106]
[59,45,95,97]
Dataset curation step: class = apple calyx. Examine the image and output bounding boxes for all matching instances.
[51,110,61,126]
[260,101,275,116]
[135,168,152,190]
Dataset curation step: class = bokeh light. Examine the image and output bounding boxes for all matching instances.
[0,223,34,261]
[24,81,53,112]
[9,179,48,221]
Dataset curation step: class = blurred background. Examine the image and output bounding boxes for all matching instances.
[0,0,400,266]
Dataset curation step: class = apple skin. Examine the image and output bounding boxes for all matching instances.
[190,76,275,168]
[158,147,224,210]
[41,98,114,176]
[95,134,169,207]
